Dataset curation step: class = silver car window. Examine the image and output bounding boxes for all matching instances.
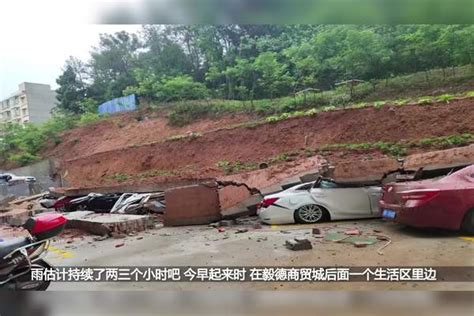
[319,180,339,189]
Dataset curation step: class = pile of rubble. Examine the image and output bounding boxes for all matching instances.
[283,226,391,255]
[0,180,262,238]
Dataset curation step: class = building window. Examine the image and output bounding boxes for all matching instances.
[22,108,27,116]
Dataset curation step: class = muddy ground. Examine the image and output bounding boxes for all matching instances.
[59,99,474,187]
[46,219,474,290]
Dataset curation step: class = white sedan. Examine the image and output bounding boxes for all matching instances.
[0,173,36,184]
[257,177,382,224]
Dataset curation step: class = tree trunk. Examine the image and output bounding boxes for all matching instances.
[425,71,430,87]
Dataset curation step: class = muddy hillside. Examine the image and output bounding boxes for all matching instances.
[58,99,474,187]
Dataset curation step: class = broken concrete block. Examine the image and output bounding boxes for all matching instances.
[0,195,16,206]
[235,228,248,234]
[111,232,126,239]
[300,172,320,183]
[0,208,34,225]
[281,181,302,190]
[285,238,312,251]
[65,211,151,236]
[219,219,235,227]
[344,229,361,235]
[312,228,321,235]
[93,236,109,241]
[164,184,221,226]
[7,217,26,227]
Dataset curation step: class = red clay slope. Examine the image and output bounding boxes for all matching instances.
[58,98,474,187]
[45,111,254,160]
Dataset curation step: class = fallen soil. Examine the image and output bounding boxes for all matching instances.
[58,98,474,187]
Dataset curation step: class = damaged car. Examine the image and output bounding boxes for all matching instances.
[379,164,474,233]
[40,193,122,212]
[257,177,382,224]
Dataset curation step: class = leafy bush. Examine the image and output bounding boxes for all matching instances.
[329,93,351,107]
[0,109,105,166]
[373,101,386,109]
[436,94,454,103]
[156,75,209,102]
[168,102,215,126]
[8,152,40,166]
[216,160,257,175]
[78,112,101,126]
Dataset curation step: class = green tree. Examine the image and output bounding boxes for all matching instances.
[254,52,294,101]
[56,59,87,114]
[89,31,142,102]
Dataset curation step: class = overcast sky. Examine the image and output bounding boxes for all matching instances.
[0,24,142,100]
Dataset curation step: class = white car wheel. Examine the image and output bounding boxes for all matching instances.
[295,204,325,223]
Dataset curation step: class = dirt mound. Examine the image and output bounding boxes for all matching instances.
[45,111,255,159]
[59,98,474,187]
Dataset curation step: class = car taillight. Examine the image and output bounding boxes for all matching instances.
[259,197,279,208]
[401,190,440,207]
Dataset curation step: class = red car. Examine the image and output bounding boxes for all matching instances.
[379,164,474,233]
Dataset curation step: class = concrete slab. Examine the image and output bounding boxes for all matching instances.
[64,211,153,236]
[281,181,301,190]
[164,184,221,226]
[299,172,320,183]
[244,194,264,215]
[0,208,34,225]
[51,179,212,197]
[260,184,284,196]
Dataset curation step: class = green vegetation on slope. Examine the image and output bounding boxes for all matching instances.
[0,112,102,166]
[56,25,473,116]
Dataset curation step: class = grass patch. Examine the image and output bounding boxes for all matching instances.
[165,65,474,126]
[166,132,202,142]
[319,134,473,157]
[106,173,130,183]
[216,160,258,175]
[138,169,175,179]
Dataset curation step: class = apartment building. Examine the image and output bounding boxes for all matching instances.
[0,82,56,125]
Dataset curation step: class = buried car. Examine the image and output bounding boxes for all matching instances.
[40,193,122,212]
[257,177,382,224]
[379,164,474,233]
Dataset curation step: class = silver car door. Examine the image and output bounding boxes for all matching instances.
[365,186,382,214]
[310,187,371,217]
